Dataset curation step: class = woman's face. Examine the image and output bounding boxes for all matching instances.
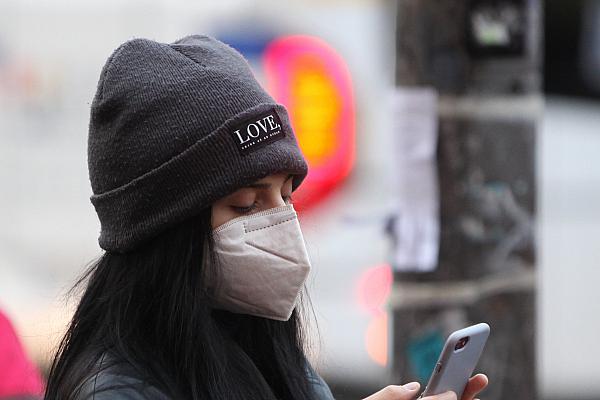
[211,172,294,230]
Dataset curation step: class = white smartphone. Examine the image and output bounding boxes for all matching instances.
[418,323,490,399]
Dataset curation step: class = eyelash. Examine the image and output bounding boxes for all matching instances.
[233,195,293,214]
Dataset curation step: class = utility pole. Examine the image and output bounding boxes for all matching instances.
[389,1,541,399]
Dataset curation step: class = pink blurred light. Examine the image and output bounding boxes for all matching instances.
[263,35,355,211]
[355,263,393,316]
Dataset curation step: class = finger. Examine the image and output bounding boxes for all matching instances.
[461,374,488,400]
[362,382,421,400]
[424,391,457,400]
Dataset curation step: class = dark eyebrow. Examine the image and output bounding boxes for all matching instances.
[244,174,293,189]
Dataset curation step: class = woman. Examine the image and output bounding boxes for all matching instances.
[44,35,488,399]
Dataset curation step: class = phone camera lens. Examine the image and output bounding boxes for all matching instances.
[454,336,470,351]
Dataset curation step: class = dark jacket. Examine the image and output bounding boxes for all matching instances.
[76,353,335,400]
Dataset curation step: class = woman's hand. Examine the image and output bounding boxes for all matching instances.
[362,374,488,400]
[460,374,488,400]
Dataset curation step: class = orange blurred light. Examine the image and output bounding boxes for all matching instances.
[366,313,388,366]
[289,54,342,167]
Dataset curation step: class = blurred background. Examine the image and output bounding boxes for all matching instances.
[0,0,599,399]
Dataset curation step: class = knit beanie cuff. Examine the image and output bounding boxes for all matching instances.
[90,102,307,252]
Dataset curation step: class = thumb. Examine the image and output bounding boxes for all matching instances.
[402,382,421,392]
[363,382,421,400]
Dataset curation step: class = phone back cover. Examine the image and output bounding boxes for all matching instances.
[422,323,490,398]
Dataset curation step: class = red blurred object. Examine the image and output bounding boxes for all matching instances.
[263,35,355,211]
[0,310,44,397]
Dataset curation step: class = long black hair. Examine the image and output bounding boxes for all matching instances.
[44,206,319,399]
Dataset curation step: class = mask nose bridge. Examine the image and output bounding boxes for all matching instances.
[243,209,297,234]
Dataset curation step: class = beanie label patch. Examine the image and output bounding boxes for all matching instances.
[231,109,286,155]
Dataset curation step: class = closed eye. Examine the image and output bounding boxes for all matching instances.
[231,195,292,215]
[231,201,258,214]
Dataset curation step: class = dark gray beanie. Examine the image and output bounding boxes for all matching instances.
[88,34,308,252]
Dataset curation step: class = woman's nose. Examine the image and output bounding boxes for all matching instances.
[265,192,287,209]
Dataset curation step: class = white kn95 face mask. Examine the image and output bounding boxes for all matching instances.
[205,204,311,321]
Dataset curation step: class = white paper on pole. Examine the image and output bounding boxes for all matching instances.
[390,87,440,272]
